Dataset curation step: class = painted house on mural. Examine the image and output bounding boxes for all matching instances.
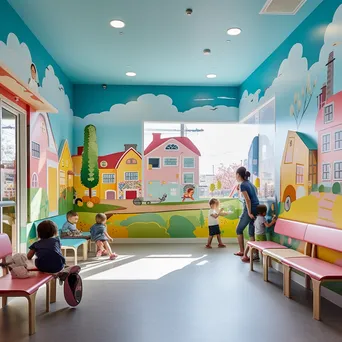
[72,144,142,200]
[280,131,317,211]
[144,133,201,201]
[58,139,74,213]
[316,52,342,187]
[30,111,59,216]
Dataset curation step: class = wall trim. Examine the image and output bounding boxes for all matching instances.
[113,238,237,244]
[271,261,342,309]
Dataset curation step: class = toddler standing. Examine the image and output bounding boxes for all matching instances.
[90,213,118,260]
[206,198,227,249]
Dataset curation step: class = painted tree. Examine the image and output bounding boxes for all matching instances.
[215,163,240,190]
[81,125,99,198]
[289,73,317,129]
[217,180,222,196]
[199,210,205,228]
[209,183,216,195]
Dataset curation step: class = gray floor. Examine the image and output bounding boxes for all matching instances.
[1,244,342,342]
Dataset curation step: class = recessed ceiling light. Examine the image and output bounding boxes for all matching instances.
[126,72,136,77]
[206,74,217,79]
[203,49,211,55]
[110,20,125,28]
[227,27,241,36]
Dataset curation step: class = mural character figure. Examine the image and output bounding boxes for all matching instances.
[28,63,40,92]
[182,187,195,202]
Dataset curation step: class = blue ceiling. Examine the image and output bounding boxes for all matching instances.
[8,0,322,86]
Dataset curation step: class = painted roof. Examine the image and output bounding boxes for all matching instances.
[316,91,342,132]
[98,147,142,169]
[296,132,317,150]
[58,139,70,160]
[144,136,201,156]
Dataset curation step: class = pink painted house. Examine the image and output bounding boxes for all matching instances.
[316,51,342,185]
[30,112,59,216]
[144,133,201,201]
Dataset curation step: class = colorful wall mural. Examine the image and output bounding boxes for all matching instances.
[239,0,342,277]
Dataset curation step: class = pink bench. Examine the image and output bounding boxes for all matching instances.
[247,219,308,273]
[282,224,342,320]
[0,234,57,335]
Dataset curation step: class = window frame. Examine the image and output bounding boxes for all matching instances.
[163,157,178,167]
[322,133,331,153]
[31,141,40,159]
[183,157,195,169]
[148,157,161,169]
[125,171,139,181]
[334,130,342,151]
[102,173,116,184]
[322,163,331,181]
[333,161,342,181]
[296,164,304,185]
[183,172,194,184]
[323,103,334,124]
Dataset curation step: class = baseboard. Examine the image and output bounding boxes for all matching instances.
[271,261,342,309]
[112,238,237,244]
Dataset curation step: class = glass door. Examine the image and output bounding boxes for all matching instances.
[0,101,26,253]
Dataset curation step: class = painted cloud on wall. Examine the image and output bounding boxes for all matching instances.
[240,4,342,120]
[0,32,73,148]
[73,93,239,155]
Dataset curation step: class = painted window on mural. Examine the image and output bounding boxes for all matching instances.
[31,173,39,188]
[32,141,40,158]
[183,173,194,184]
[322,134,331,152]
[322,163,331,180]
[334,162,342,180]
[335,131,342,150]
[125,172,138,181]
[324,103,334,124]
[126,158,137,164]
[183,157,195,168]
[103,174,115,183]
[148,158,160,169]
[165,144,179,151]
[60,170,66,185]
[296,164,304,185]
[100,160,108,168]
[164,158,177,166]
[285,137,295,163]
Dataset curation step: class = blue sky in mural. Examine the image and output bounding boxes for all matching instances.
[73,94,239,155]
[239,2,342,196]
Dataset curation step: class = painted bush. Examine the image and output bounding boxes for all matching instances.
[167,216,196,238]
[127,222,169,238]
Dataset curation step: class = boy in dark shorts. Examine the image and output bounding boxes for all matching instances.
[206,198,227,249]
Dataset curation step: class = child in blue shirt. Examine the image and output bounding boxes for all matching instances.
[28,220,66,273]
[61,211,82,237]
[90,213,117,260]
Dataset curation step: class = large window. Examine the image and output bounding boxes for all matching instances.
[322,134,331,153]
[125,172,138,181]
[103,174,115,183]
[183,173,194,184]
[322,163,331,180]
[148,158,160,169]
[324,104,334,124]
[164,157,177,166]
[335,131,342,150]
[32,141,40,158]
[183,157,195,168]
[334,162,342,180]
[296,164,304,185]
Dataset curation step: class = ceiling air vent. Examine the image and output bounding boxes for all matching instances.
[260,0,307,15]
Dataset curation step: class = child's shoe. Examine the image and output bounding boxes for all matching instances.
[109,253,118,260]
[218,244,226,248]
[96,250,102,258]
[241,256,250,263]
[205,244,212,249]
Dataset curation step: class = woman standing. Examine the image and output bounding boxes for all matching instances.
[234,167,259,257]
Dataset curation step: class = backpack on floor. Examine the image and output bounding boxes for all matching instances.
[58,265,83,307]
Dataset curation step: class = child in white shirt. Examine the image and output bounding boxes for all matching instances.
[206,198,227,249]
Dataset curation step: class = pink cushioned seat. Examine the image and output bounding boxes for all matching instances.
[247,240,287,251]
[283,257,342,281]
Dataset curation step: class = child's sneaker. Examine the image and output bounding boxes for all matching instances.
[96,250,102,258]
[109,253,118,260]
[218,244,226,248]
[205,244,212,249]
[241,256,250,263]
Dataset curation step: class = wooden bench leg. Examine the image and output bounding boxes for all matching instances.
[83,242,88,262]
[46,282,50,313]
[50,278,57,304]
[250,247,254,271]
[2,296,8,307]
[305,274,311,289]
[312,279,321,321]
[27,292,37,335]
[263,255,269,282]
[283,265,291,298]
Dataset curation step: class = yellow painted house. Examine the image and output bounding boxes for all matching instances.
[72,144,142,200]
[58,139,74,196]
[280,131,317,212]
